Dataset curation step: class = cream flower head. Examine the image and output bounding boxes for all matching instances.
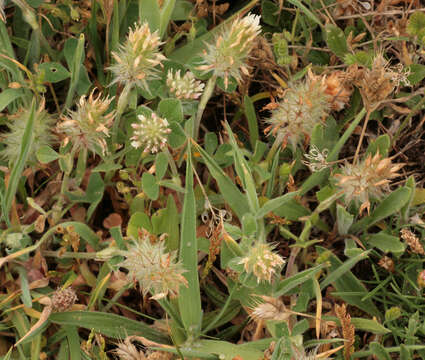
[108,22,166,91]
[198,13,261,88]
[119,231,188,299]
[57,89,115,155]
[130,112,171,153]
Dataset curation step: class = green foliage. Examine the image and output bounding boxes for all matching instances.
[324,24,348,58]
[1,1,424,358]
[407,12,425,46]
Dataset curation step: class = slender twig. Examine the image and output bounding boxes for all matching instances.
[353,109,372,164]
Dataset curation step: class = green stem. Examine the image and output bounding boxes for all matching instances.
[41,250,100,260]
[112,82,133,146]
[51,172,70,225]
[194,75,216,140]
[64,34,85,111]
[265,133,284,166]
[327,107,367,162]
[163,146,179,177]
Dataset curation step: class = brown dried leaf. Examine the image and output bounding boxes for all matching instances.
[103,213,123,229]
[15,298,52,347]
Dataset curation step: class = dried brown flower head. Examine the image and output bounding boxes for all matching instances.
[401,228,425,255]
[335,303,355,360]
[353,54,410,110]
[51,288,77,312]
[378,256,395,273]
[113,337,146,360]
[318,71,353,111]
[249,296,290,322]
[335,153,403,214]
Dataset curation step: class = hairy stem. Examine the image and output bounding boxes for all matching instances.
[194,75,216,140]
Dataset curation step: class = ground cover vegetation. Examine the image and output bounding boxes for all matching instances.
[1,0,425,359]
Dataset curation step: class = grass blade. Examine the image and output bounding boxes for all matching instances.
[64,34,85,109]
[50,311,170,343]
[3,99,36,222]
[159,0,176,39]
[178,143,202,337]
[244,95,259,149]
[192,140,249,219]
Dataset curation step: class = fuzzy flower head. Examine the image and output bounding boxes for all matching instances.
[309,70,353,111]
[51,288,77,312]
[250,296,290,322]
[166,70,204,100]
[238,242,285,283]
[113,337,146,360]
[1,100,56,165]
[335,153,403,214]
[198,13,261,88]
[265,77,330,149]
[119,231,188,299]
[109,22,165,91]
[57,90,115,155]
[130,112,171,153]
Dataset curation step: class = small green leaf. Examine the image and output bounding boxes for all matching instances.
[351,318,391,335]
[365,134,390,157]
[0,88,24,112]
[368,232,405,254]
[336,204,354,235]
[255,192,298,219]
[38,62,70,83]
[171,0,193,21]
[36,146,59,164]
[344,51,373,67]
[142,172,159,200]
[325,24,348,58]
[351,187,411,232]
[407,12,425,36]
[204,132,218,155]
[158,98,183,123]
[127,211,152,238]
[261,0,279,26]
[412,187,425,206]
[407,64,425,85]
[168,121,187,148]
[155,152,168,180]
[369,342,391,360]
